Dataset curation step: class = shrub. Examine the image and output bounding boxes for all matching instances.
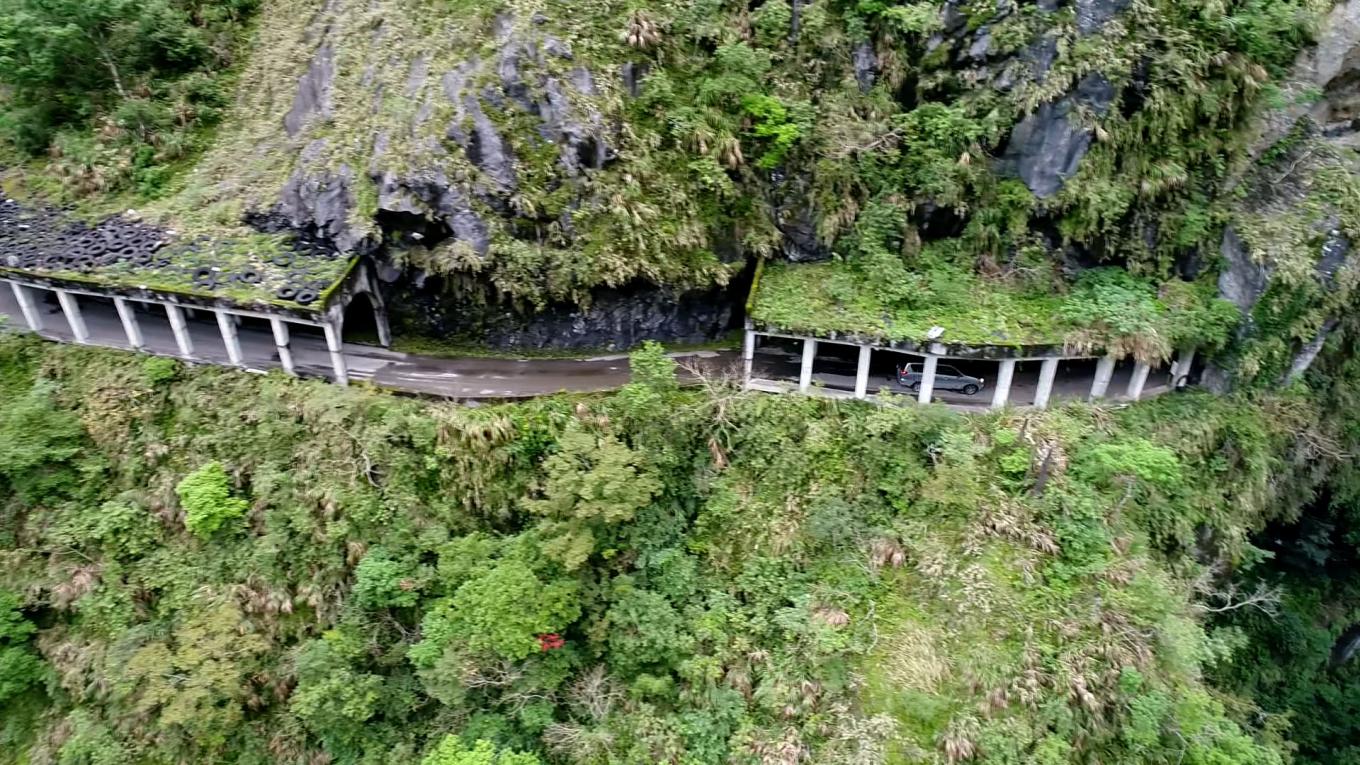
[0,381,86,501]
[142,356,180,385]
[175,461,248,538]
[421,736,542,765]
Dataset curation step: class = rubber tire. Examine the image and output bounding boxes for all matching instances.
[962,384,979,396]
[909,382,921,392]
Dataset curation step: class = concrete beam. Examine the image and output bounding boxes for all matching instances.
[324,321,349,386]
[354,264,393,348]
[799,338,816,392]
[1089,355,1117,400]
[8,282,43,332]
[1033,357,1060,409]
[113,297,143,350]
[991,358,1016,410]
[215,310,244,367]
[373,299,392,348]
[270,318,296,376]
[854,344,872,399]
[1127,361,1151,400]
[164,304,195,359]
[1173,347,1196,388]
[742,329,756,389]
[54,290,89,344]
[918,355,938,404]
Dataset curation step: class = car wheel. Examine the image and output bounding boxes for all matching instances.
[909,382,921,392]
[962,384,979,396]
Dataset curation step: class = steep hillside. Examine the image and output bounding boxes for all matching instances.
[0,335,1356,764]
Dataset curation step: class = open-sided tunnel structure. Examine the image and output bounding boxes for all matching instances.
[740,323,1196,410]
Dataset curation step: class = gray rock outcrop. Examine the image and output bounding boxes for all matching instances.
[1075,0,1132,35]
[852,41,877,92]
[1285,318,1339,383]
[382,276,736,351]
[770,173,832,263]
[1217,226,1271,316]
[284,45,335,137]
[278,139,356,248]
[271,11,614,260]
[1001,73,1115,197]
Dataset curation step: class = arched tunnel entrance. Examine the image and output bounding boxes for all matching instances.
[339,288,391,348]
[342,292,379,344]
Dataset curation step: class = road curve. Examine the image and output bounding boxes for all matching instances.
[0,287,741,399]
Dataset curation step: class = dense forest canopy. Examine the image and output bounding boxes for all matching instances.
[0,0,257,196]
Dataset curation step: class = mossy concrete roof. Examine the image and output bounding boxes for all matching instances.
[751,261,1069,349]
[0,194,354,315]
[749,261,1238,361]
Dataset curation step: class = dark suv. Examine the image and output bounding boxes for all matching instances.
[895,363,985,395]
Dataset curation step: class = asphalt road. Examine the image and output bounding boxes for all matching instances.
[0,289,738,398]
[0,288,1170,404]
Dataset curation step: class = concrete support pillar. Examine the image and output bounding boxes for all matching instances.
[854,344,872,399]
[1173,347,1196,388]
[270,318,296,376]
[113,298,143,350]
[8,282,43,332]
[799,338,816,393]
[991,358,1016,410]
[1089,355,1118,400]
[165,304,195,359]
[1033,357,1060,409]
[742,328,756,389]
[324,321,349,386]
[215,310,243,367]
[54,290,89,344]
[374,302,392,348]
[918,355,939,404]
[1127,360,1151,401]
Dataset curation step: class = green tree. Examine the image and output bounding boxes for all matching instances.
[0,0,255,191]
[523,426,662,570]
[0,591,43,705]
[412,559,580,663]
[0,381,86,501]
[604,586,692,675]
[353,548,423,609]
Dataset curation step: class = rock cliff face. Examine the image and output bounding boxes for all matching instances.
[181,0,753,348]
[382,274,738,350]
[1201,1,1360,390]
[270,7,614,257]
[165,0,1341,352]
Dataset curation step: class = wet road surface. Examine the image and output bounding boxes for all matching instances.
[1,289,1169,405]
[0,288,739,399]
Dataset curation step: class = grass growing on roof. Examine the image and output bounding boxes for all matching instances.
[751,260,1239,359]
